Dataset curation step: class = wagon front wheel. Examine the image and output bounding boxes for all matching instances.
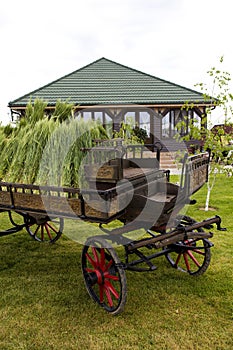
[165,216,211,276]
[25,216,64,243]
[81,237,127,315]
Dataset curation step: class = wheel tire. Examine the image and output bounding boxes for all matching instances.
[81,237,127,315]
[25,216,64,243]
[165,215,211,276]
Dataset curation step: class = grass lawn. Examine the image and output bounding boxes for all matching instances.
[0,174,232,349]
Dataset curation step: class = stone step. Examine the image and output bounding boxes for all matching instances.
[159,152,179,171]
[160,163,178,169]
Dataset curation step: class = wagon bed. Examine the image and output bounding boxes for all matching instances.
[0,145,212,233]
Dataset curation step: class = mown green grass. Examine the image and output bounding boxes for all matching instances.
[0,174,232,349]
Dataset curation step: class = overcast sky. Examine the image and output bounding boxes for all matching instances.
[1,0,233,125]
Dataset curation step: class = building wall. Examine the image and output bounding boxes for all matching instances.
[11,104,207,153]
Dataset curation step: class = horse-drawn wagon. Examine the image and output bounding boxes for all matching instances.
[0,140,225,314]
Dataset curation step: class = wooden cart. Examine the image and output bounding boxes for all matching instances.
[0,141,225,314]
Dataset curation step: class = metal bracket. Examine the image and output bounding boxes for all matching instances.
[215,215,227,231]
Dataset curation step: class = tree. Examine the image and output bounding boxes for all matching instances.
[177,56,233,211]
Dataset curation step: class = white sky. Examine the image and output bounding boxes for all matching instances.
[1,0,233,125]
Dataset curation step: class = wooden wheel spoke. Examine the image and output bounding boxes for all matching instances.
[105,259,113,271]
[104,273,119,281]
[183,253,190,271]
[92,247,100,265]
[85,268,95,273]
[44,224,52,240]
[100,248,106,269]
[175,253,182,266]
[105,280,120,300]
[46,222,59,234]
[193,248,205,256]
[86,252,98,269]
[99,285,104,303]
[34,225,40,237]
[104,284,114,307]
[41,225,44,241]
[187,250,201,267]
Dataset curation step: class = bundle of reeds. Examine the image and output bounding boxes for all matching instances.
[36,118,108,187]
[0,100,108,188]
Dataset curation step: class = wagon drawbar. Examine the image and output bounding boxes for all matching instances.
[0,140,226,314]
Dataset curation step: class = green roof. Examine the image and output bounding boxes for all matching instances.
[9,57,209,108]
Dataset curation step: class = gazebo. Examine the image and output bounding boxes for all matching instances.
[8,57,213,150]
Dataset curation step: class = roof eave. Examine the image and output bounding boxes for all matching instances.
[8,101,213,111]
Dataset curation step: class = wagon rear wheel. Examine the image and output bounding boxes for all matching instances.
[25,216,64,243]
[165,215,211,276]
[81,237,127,315]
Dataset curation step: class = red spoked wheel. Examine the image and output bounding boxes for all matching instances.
[165,216,211,276]
[81,237,127,315]
[25,216,64,243]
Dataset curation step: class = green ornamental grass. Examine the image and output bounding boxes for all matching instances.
[0,100,108,187]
